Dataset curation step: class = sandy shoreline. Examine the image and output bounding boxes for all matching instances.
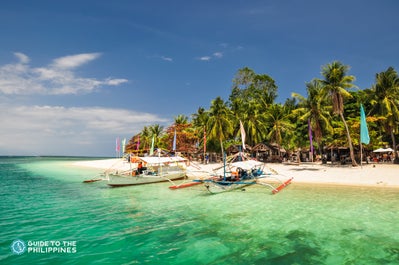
[71,158,399,188]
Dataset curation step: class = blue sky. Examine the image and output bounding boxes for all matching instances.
[0,0,398,156]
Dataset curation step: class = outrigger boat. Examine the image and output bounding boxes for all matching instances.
[106,155,187,187]
[201,167,258,193]
[194,153,293,194]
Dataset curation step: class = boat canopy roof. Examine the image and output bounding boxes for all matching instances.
[230,160,263,170]
[139,156,186,165]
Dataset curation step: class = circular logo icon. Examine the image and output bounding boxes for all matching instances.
[11,239,26,255]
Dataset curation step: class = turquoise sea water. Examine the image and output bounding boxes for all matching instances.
[1,157,398,265]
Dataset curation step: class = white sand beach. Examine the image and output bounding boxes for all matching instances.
[72,158,399,188]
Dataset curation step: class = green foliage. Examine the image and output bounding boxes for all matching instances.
[125,65,399,158]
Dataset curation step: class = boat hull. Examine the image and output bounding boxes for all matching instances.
[107,171,185,187]
[204,180,256,194]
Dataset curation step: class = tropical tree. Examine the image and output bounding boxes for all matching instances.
[230,67,277,110]
[207,96,234,155]
[229,67,277,146]
[292,79,333,155]
[369,67,399,162]
[165,115,198,153]
[140,126,151,150]
[319,61,358,166]
[237,100,268,146]
[263,104,295,157]
[174,114,189,125]
[148,124,164,150]
[126,125,153,153]
[191,107,209,155]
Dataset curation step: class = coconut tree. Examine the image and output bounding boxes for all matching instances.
[229,67,277,147]
[192,107,208,127]
[174,114,189,125]
[369,67,399,162]
[292,79,333,155]
[207,96,234,155]
[263,104,294,157]
[320,61,358,166]
[148,124,164,150]
[192,107,209,155]
[239,100,268,146]
[229,95,267,147]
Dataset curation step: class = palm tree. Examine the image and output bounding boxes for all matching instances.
[192,107,209,128]
[192,107,210,154]
[263,104,294,157]
[320,61,358,166]
[239,100,268,146]
[369,67,399,162]
[229,67,277,148]
[140,126,151,150]
[207,97,233,155]
[174,114,189,125]
[292,79,333,155]
[149,124,164,150]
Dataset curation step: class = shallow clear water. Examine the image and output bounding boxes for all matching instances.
[1,157,398,264]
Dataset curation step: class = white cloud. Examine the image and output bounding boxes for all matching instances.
[213,52,223,58]
[105,78,130,86]
[52,53,101,69]
[0,103,169,156]
[197,52,224,62]
[14,52,30,64]
[161,56,173,62]
[199,56,211,61]
[0,52,128,95]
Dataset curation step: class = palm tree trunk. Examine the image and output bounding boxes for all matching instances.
[296,149,301,165]
[340,112,358,166]
[390,129,398,163]
[317,141,323,158]
[219,138,224,159]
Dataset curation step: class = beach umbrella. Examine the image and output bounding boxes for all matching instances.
[373,148,386,152]
[385,148,394,152]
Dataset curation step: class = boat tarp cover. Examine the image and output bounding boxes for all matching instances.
[139,156,186,165]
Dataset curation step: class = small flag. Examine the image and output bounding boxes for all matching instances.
[116,137,120,152]
[308,119,313,154]
[172,129,177,151]
[150,135,155,155]
[240,120,246,150]
[122,138,126,153]
[360,104,370,144]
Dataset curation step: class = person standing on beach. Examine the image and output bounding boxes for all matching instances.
[137,162,143,174]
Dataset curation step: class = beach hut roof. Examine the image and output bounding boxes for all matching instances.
[252,143,273,152]
[226,144,252,153]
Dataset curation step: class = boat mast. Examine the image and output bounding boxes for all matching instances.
[223,152,226,181]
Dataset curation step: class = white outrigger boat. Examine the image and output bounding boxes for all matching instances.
[106,156,187,187]
[195,153,293,194]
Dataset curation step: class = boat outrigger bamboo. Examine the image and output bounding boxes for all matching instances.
[168,181,202,189]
